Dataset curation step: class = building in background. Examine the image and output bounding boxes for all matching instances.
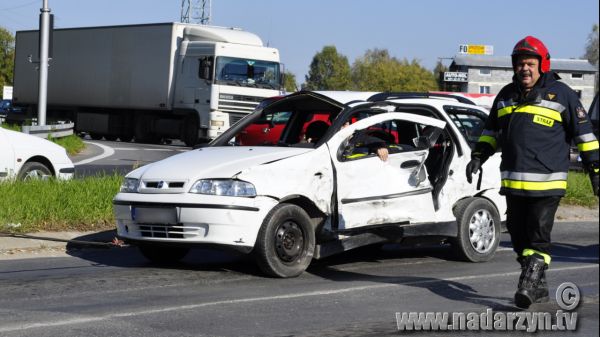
[443,54,598,109]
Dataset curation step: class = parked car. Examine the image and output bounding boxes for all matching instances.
[0,99,11,114]
[113,91,506,277]
[0,127,75,180]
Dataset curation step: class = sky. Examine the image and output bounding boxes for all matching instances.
[1,0,598,84]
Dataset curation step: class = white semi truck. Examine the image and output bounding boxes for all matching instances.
[12,22,284,146]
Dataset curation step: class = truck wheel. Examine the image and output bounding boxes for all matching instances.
[119,135,134,142]
[138,244,190,264]
[254,204,315,278]
[17,162,53,180]
[450,197,500,262]
[182,116,199,147]
[89,133,103,140]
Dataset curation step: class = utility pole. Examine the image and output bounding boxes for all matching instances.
[180,0,211,24]
[37,0,51,126]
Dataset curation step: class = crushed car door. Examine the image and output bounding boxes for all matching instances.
[326,112,446,230]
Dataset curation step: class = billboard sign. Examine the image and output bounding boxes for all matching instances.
[444,72,468,82]
[459,44,494,55]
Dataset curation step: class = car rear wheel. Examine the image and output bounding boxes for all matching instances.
[450,197,500,262]
[254,204,315,278]
[17,162,53,180]
[138,244,190,264]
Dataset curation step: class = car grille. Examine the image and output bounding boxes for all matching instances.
[133,223,204,239]
[139,180,186,193]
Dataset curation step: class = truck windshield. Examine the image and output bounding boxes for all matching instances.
[215,57,281,90]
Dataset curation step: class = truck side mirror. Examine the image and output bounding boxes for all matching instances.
[199,57,213,81]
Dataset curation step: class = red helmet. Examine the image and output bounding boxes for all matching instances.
[511,36,551,73]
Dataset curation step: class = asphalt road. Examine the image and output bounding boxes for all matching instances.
[0,221,597,337]
[71,138,190,177]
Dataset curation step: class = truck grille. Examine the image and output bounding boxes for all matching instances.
[229,113,246,126]
[218,94,263,113]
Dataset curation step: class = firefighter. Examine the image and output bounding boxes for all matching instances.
[466,36,599,309]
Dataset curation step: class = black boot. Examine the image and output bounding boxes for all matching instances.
[515,255,549,308]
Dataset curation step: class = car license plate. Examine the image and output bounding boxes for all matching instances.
[131,207,178,224]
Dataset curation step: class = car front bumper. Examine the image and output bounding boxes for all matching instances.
[113,193,278,251]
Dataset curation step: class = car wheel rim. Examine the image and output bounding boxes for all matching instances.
[275,220,304,263]
[468,208,495,254]
[24,170,50,180]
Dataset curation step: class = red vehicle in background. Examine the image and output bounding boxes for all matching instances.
[236,96,331,146]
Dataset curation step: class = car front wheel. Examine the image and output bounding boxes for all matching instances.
[451,197,500,262]
[17,162,53,180]
[254,204,315,278]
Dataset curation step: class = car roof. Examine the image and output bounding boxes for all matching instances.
[313,91,379,105]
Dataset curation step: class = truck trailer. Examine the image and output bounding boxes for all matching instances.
[12,22,284,146]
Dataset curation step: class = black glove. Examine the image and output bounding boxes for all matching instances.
[466,158,481,184]
[590,169,599,196]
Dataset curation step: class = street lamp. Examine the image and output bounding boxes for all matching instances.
[37,0,51,126]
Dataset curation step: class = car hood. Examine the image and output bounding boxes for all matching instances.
[128,146,313,181]
[4,128,71,163]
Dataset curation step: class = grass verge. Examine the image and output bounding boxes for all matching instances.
[0,171,597,233]
[0,174,122,233]
[562,171,599,207]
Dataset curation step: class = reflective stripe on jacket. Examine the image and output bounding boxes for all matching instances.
[474,72,599,197]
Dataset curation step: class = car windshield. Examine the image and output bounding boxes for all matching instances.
[444,107,487,148]
[215,56,281,90]
[214,109,335,147]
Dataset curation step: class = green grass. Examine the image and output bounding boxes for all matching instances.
[0,171,597,234]
[49,134,86,155]
[1,123,85,155]
[0,174,122,233]
[562,171,599,207]
[0,123,22,132]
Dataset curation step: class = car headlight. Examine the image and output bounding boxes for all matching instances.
[120,178,140,193]
[189,179,256,197]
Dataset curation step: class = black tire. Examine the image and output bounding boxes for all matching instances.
[104,135,118,141]
[89,133,103,140]
[182,115,200,147]
[254,204,315,278]
[450,197,500,262]
[138,244,190,264]
[119,135,134,142]
[17,162,53,180]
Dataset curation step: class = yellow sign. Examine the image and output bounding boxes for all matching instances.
[533,115,554,127]
[459,44,494,55]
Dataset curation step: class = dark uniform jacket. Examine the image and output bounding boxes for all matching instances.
[473,71,599,197]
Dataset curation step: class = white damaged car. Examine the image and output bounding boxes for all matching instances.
[113,91,506,277]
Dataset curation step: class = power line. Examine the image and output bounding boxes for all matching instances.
[180,0,211,24]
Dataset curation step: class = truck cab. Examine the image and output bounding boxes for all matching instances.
[174,26,284,144]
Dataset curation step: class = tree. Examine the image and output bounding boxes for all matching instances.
[304,46,352,90]
[283,70,298,92]
[584,24,599,66]
[0,26,15,95]
[433,60,448,91]
[351,48,438,92]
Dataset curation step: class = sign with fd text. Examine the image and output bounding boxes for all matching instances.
[444,72,468,82]
[459,44,494,55]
